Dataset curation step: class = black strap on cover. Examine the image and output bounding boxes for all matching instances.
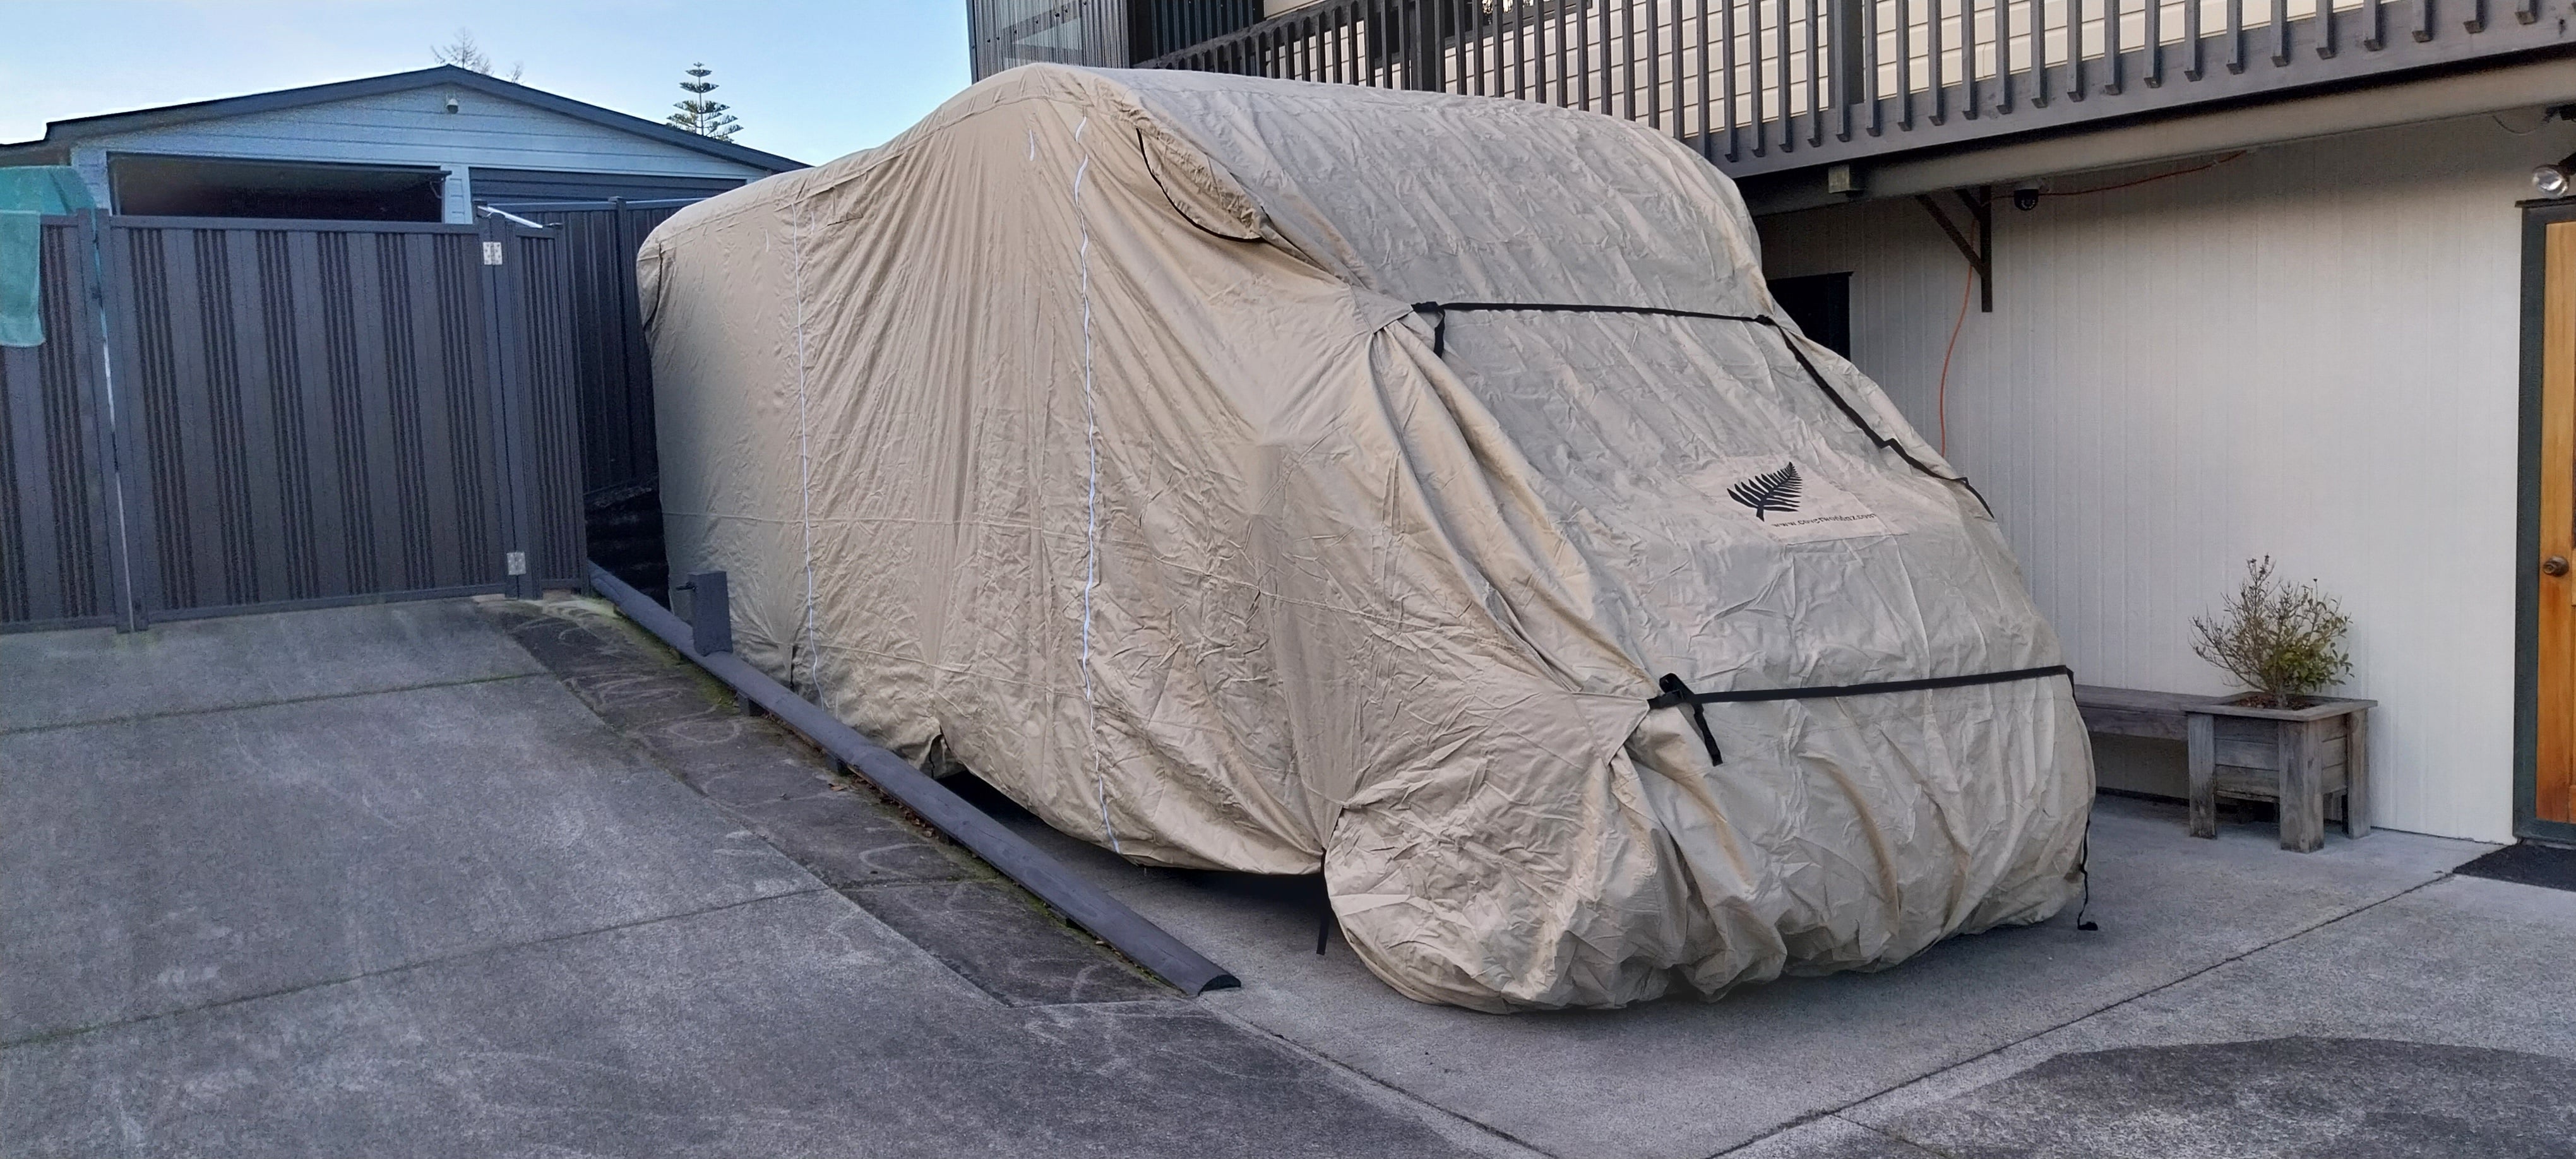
[1648,664,2075,766]
[1412,301,1770,357]
[1419,302,2086,913]
[1406,300,1979,506]
[2073,833,2099,931]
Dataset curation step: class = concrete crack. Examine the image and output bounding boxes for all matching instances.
[0,887,830,1051]
[0,672,548,736]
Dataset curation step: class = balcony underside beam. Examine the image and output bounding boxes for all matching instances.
[1916,189,1995,314]
[1744,55,2576,215]
[1132,0,2574,218]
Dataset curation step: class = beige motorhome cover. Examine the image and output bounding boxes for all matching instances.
[640,65,2093,1011]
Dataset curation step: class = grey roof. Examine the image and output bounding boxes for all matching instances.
[0,66,805,172]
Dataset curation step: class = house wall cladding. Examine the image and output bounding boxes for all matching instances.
[71,83,767,181]
[1757,112,2576,843]
[470,170,742,203]
[0,213,581,633]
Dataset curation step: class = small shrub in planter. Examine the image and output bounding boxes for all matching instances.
[2184,558,2372,851]
[2190,556,2353,709]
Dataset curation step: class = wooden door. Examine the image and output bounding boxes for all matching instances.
[2537,220,2576,827]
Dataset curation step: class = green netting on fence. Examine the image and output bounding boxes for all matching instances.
[0,167,98,347]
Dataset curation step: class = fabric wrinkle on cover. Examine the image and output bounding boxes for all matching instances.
[639,65,2094,1011]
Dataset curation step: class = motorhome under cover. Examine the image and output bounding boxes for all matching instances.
[638,65,2094,1011]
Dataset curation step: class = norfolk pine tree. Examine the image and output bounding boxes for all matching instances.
[668,64,741,141]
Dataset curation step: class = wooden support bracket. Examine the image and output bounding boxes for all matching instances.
[1916,188,1995,312]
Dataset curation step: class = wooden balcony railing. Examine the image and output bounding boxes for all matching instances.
[1136,0,2574,177]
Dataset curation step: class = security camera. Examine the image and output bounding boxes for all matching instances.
[2012,181,2044,211]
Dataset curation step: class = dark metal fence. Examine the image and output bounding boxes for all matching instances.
[0,218,121,630]
[484,198,697,601]
[482,201,689,506]
[1,211,581,633]
[1138,0,2575,179]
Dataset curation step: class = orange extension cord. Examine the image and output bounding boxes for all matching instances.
[1935,265,1974,456]
[1931,150,2251,457]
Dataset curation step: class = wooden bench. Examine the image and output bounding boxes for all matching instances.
[2072,684,2207,742]
[2072,684,2371,852]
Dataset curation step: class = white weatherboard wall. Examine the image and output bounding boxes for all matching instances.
[1758,112,2576,843]
[61,83,770,219]
[78,84,758,177]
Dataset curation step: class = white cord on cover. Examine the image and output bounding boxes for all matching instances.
[1071,116,1122,853]
[791,195,823,708]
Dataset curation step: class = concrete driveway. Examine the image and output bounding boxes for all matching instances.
[5,596,2571,1157]
[0,599,1506,1158]
[1017,795,2576,1158]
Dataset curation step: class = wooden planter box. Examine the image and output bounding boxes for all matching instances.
[2186,697,2375,852]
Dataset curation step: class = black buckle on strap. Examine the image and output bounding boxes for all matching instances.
[1657,673,1724,766]
[1410,301,1446,355]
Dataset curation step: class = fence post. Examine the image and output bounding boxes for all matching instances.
[609,197,641,494]
[681,569,732,655]
[477,212,542,599]
[83,210,154,631]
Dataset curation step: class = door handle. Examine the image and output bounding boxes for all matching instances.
[2546,556,2569,576]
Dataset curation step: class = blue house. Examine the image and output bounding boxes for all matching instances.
[0,66,802,222]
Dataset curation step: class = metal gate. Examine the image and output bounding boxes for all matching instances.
[486,197,695,601]
[0,211,581,633]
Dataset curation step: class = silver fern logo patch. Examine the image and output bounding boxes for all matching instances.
[1727,462,1804,521]
[1710,456,1888,542]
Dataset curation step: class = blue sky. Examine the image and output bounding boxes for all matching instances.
[0,1,974,165]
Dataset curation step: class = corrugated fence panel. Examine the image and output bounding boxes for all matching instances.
[514,230,587,587]
[6,213,586,631]
[86,217,584,621]
[107,220,509,615]
[0,220,118,629]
